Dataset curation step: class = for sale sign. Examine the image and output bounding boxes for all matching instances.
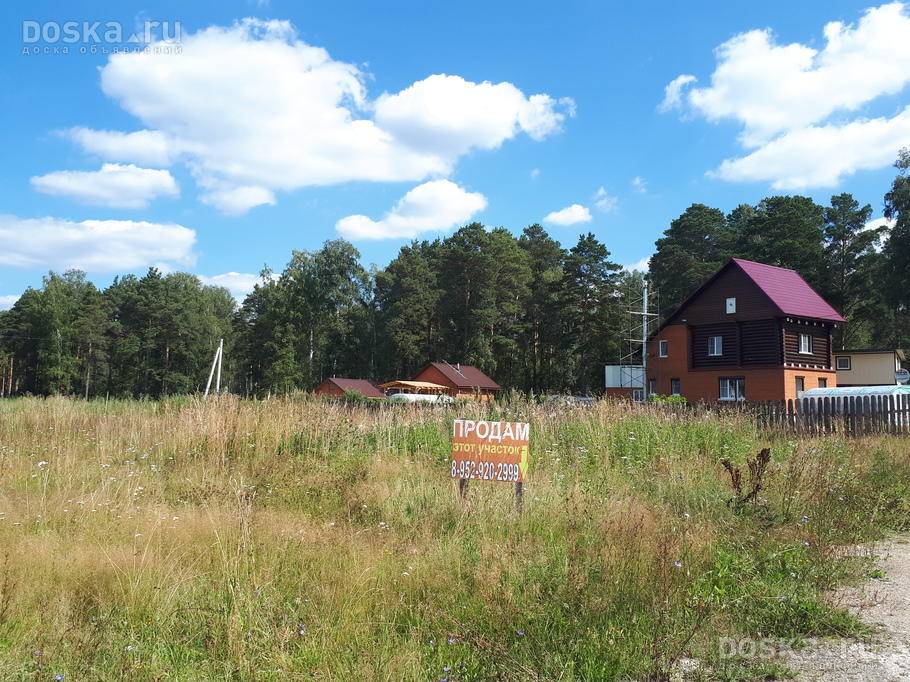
[451,419,529,483]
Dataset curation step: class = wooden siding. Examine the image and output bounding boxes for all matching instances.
[668,265,779,326]
[782,321,831,368]
[691,323,738,368]
[740,319,781,366]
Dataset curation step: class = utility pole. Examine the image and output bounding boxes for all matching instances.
[215,338,223,394]
[204,338,223,398]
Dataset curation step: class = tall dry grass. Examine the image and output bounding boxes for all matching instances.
[0,395,907,680]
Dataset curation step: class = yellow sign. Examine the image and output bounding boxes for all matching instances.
[451,419,529,483]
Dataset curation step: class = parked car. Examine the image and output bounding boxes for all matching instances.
[387,393,454,403]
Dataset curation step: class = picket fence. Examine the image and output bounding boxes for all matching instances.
[746,393,909,435]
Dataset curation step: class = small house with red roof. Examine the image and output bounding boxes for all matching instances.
[314,377,385,399]
[647,259,845,402]
[411,362,501,402]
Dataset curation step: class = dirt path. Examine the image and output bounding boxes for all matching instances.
[788,539,910,681]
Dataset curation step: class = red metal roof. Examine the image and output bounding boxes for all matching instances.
[417,362,501,390]
[320,378,385,398]
[731,259,846,322]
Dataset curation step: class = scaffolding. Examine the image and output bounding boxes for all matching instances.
[615,277,658,400]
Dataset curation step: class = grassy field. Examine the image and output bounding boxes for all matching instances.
[0,396,908,681]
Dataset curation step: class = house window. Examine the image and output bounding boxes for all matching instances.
[708,336,723,357]
[795,376,805,393]
[818,378,827,388]
[719,377,745,401]
[836,356,851,370]
[647,378,657,396]
[726,297,736,314]
[799,333,813,354]
[670,378,680,395]
[659,340,668,357]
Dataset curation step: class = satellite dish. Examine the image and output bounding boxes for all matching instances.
[896,368,910,385]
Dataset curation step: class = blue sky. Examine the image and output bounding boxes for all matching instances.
[2,0,909,306]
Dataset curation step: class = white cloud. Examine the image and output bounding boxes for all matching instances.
[375,74,574,158]
[0,215,196,272]
[79,19,571,214]
[336,179,487,240]
[623,257,651,273]
[631,176,647,194]
[683,3,910,145]
[712,107,910,189]
[198,271,276,304]
[864,216,896,231]
[0,295,19,310]
[593,187,618,213]
[664,3,910,188]
[63,127,176,167]
[198,182,276,214]
[659,74,696,112]
[543,204,592,226]
[30,163,179,208]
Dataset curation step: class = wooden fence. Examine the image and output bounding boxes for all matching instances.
[751,394,910,435]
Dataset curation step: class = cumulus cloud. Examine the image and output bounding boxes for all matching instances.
[66,19,570,215]
[623,257,651,273]
[30,163,179,208]
[663,3,910,188]
[865,216,896,231]
[0,295,19,310]
[198,271,276,304]
[659,74,696,112]
[631,176,647,194]
[593,187,618,213]
[336,179,486,240]
[712,107,910,189]
[0,215,196,271]
[63,127,176,167]
[375,74,574,157]
[543,204,592,226]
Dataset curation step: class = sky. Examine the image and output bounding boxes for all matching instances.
[2,0,909,307]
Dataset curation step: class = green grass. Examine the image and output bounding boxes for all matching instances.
[0,396,906,680]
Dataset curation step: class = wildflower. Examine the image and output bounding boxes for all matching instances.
[447,637,456,644]
[32,650,41,656]
[245,631,252,637]
[443,666,451,672]
[54,676,64,681]
[459,663,468,669]
[402,572,409,577]
[37,461,48,468]
[674,561,682,568]
[778,595,788,601]
[516,631,525,636]
[125,645,134,651]
[804,542,811,547]
[429,639,435,645]
[682,513,690,519]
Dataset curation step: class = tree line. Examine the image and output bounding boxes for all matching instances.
[2,152,908,398]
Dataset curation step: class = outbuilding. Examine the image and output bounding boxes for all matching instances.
[410,362,500,402]
[314,377,385,399]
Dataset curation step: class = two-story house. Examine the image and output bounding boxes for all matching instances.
[646,259,845,402]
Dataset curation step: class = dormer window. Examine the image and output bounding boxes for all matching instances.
[726,297,736,314]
